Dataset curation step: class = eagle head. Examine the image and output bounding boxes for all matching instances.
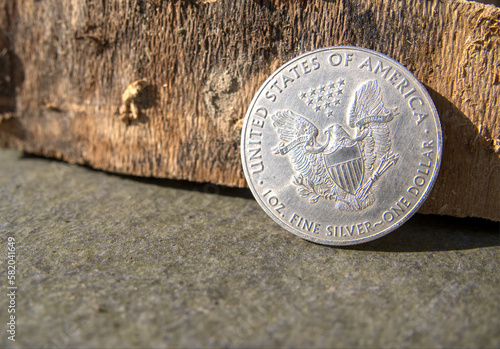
[326,124,351,143]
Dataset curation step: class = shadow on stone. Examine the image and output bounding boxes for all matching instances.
[21,152,255,199]
[347,214,499,253]
[120,174,255,199]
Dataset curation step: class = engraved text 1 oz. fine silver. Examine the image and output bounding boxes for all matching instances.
[241,46,442,245]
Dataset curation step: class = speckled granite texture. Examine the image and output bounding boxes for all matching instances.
[0,149,498,348]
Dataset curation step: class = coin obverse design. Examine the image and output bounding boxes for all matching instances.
[241,47,442,245]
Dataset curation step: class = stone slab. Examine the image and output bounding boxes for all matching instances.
[0,149,498,348]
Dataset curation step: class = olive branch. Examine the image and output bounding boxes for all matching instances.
[293,175,336,204]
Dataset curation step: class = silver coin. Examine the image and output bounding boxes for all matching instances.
[241,46,442,245]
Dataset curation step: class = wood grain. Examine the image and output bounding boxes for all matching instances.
[0,0,498,221]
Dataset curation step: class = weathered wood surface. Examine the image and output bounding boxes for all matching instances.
[0,0,498,221]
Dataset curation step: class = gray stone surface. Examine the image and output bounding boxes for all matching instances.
[0,148,498,348]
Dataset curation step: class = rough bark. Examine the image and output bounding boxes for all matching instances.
[0,0,498,221]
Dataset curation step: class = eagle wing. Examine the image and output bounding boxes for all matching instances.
[348,81,393,173]
[348,80,389,127]
[272,110,333,186]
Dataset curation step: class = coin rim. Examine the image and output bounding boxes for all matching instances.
[241,46,443,246]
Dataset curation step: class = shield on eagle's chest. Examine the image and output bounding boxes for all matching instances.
[323,143,364,195]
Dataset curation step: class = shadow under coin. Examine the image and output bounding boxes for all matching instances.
[347,214,499,253]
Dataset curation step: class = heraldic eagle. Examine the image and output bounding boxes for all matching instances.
[272,80,399,212]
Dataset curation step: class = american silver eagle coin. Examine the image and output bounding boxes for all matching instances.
[241,46,442,246]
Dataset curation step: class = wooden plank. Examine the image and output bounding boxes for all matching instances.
[0,0,498,221]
